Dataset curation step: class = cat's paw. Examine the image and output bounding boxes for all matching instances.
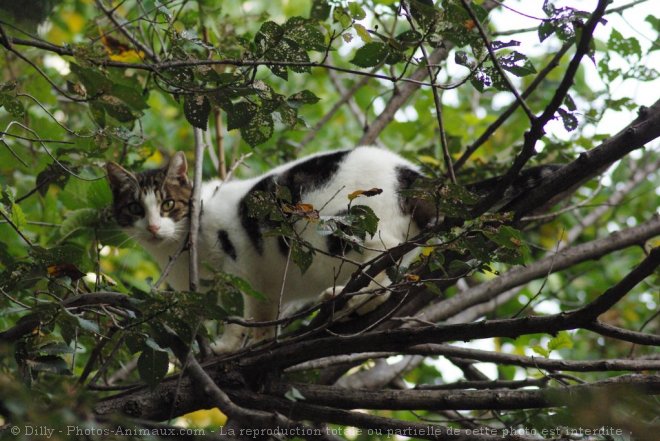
[345,291,390,316]
[210,326,246,354]
[319,285,346,301]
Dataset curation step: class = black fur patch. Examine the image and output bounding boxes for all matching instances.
[217,230,237,260]
[238,176,275,254]
[276,150,350,203]
[239,150,350,255]
[396,166,436,230]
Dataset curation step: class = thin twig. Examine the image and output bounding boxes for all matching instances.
[460,0,535,122]
[95,0,160,62]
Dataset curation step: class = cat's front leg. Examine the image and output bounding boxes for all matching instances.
[210,323,248,354]
[319,272,391,317]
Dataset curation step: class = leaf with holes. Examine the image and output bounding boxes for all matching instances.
[183,94,211,130]
[284,16,326,51]
[557,107,578,132]
[498,51,536,77]
[240,111,274,147]
[350,42,389,68]
[0,94,25,117]
[310,0,331,20]
[491,40,520,50]
[227,102,257,130]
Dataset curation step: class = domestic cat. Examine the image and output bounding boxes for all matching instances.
[106,147,557,352]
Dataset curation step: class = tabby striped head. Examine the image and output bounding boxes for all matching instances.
[106,152,192,244]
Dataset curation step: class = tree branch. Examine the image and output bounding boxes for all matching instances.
[265,374,660,411]
[242,248,659,370]
[473,0,609,216]
[416,215,660,324]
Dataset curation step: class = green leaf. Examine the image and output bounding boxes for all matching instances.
[350,42,389,68]
[222,273,266,301]
[287,90,320,108]
[240,111,274,147]
[333,7,352,28]
[138,347,169,387]
[36,162,71,196]
[532,345,549,358]
[498,51,536,77]
[608,29,641,61]
[548,331,573,352]
[255,21,284,54]
[353,23,371,43]
[34,342,75,356]
[348,2,366,20]
[70,63,113,96]
[0,94,25,117]
[310,0,331,20]
[396,30,422,46]
[220,289,243,316]
[26,355,72,375]
[227,102,257,130]
[284,17,326,51]
[11,203,26,230]
[291,240,314,274]
[98,94,137,123]
[183,94,211,130]
[538,20,555,42]
[60,208,100,238]
[349,205,379,237]
[0,81,17,92]
[268,39,311,80]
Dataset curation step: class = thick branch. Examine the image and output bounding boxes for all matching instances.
[510,99,660,215]
[416,215,660,324]
[266,374,660,411]
[242,248,659,370]
[288,344,660,374]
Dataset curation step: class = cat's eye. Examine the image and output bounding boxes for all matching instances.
[161,199,175,212]
[127,202,143,216]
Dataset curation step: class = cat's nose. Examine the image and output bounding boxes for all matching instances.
[147,224,160,235]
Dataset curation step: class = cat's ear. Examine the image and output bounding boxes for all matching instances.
[166,152,188,182]
[106,162,138,192]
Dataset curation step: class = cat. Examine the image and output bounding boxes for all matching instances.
[106,147,558,352]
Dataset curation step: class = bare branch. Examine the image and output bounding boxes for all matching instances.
[459,0,534,122]
[416,215,660,324]
[266,374,660,411]
[189,129,206,292]
[95,0,160,62]
[473,0,609,216]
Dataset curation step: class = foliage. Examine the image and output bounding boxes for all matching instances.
[0,0,658,439]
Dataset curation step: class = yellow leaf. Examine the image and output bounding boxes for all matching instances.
[108,50,145,62]
[418,155,440,166]
[354,23,372,43]
[348,188,383,201]
[181,408,227,427]
[421,247,434,257]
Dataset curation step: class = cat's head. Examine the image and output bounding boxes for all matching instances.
[106,152,192,245]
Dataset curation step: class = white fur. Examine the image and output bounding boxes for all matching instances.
[131,147,423,351]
